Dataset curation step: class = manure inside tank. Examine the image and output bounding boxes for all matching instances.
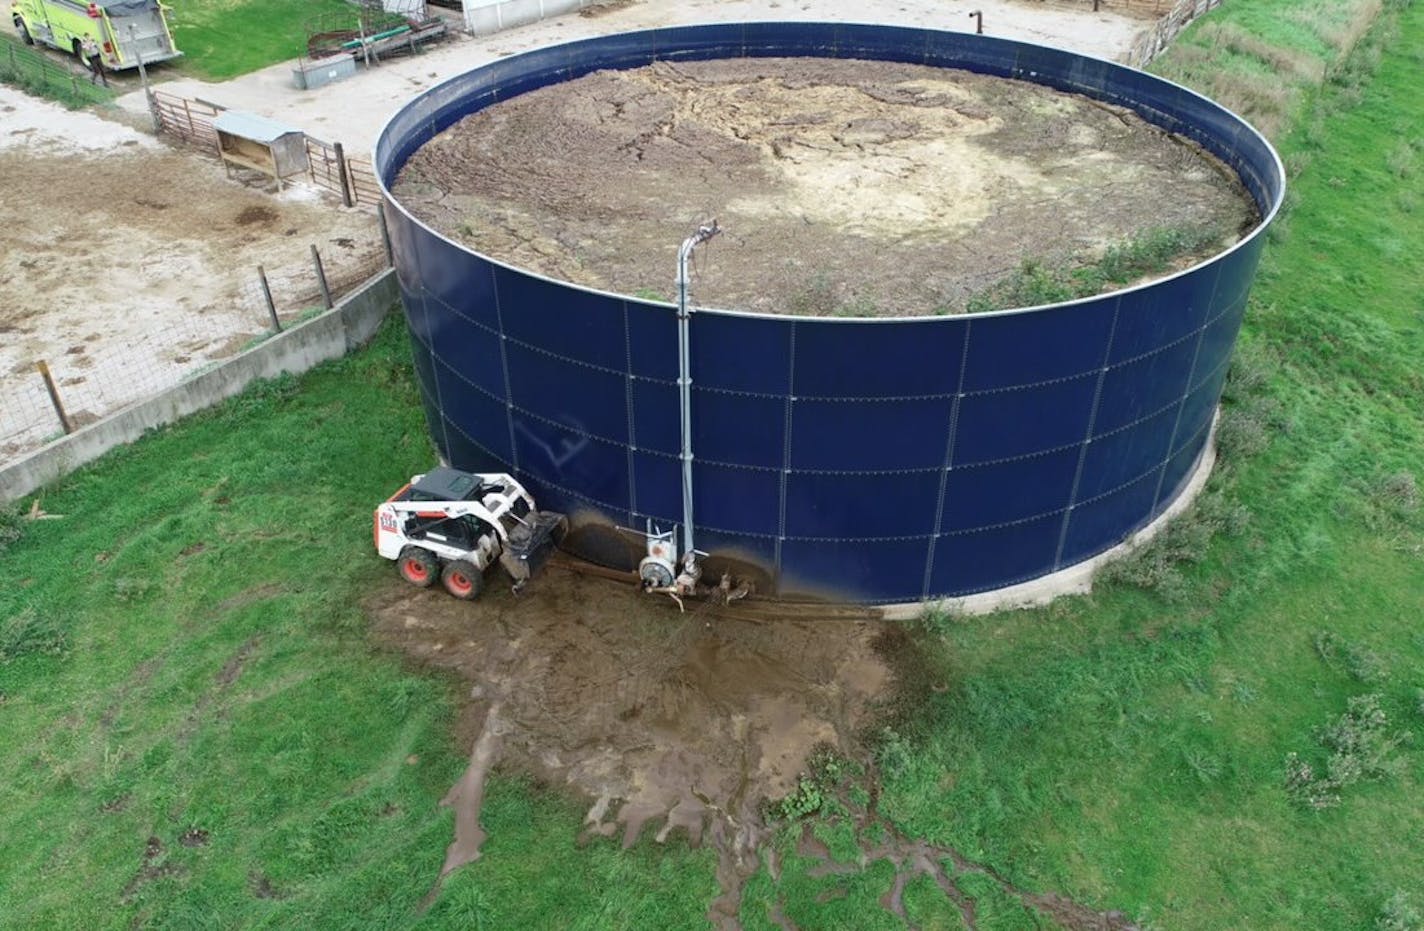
[393,56,1259,316]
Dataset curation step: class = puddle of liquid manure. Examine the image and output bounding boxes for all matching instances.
[419,702,504,910]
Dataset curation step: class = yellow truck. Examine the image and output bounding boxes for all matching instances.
[11,0,181,71]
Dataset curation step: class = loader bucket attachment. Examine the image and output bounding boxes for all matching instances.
[501,511,568,585]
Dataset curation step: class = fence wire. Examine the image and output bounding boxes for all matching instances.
[1,246,389,467]
[0,34,117,108]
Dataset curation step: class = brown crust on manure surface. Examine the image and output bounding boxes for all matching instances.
[394,57,1257,316]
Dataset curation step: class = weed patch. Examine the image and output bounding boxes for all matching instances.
[1315,630,1389,684]
[0,607,70,662]
[1377,891,1423,931]
[1284,694,1412,809]
[765,745,862,822]
[964,224,1232,313]
[1097,485,1249,600]
[0,502,25,554]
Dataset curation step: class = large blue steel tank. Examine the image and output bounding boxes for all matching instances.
[375,23,1285,605]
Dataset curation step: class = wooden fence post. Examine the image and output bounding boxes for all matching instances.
[334,141,353,208]
[311,244,334,309]
[377,206,394,268]
[36,361,73,435]
[258,266,281,332]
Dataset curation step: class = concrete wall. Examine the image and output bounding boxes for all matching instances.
[1126,0,1224,67]
[462,0,594,37]
[0,269,397,505]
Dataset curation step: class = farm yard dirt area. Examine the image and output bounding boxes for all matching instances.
[0,86,383,460]
[395,57,1256,315]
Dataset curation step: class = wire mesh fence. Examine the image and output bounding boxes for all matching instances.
[0,34,117,108]
[0,244,390,466]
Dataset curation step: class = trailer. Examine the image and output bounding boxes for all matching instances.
[11,0,181,72]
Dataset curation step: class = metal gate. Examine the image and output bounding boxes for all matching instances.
[150,91,219,151]
[305,138,380,209]
[345,156,380,208]
[305,136,352,204]
[149,93,378,210]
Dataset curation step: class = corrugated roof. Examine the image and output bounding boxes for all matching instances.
[214,110,303,143]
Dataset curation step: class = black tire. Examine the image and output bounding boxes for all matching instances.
[441,560,484,601]
[397,547,439,588]
[15,19,32,45]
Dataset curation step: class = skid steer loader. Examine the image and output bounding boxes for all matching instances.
[374,467,567,600]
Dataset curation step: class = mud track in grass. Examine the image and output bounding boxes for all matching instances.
[371,565,887,916]
[370,565,1139,927]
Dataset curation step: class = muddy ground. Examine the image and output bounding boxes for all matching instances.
[369,565,1138,928]
[371,567,887,827]
[0,89,384,461]
[394,57,1256,316]
[371,564,889,919]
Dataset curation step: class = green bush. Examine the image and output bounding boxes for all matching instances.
[1098,486,1249,599]
[1284,694,1412,809]
[0,608,70,663]
[1377,891,1422,931]
[0,503,24,555]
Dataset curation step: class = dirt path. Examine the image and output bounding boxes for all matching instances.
[394,57,1256,315]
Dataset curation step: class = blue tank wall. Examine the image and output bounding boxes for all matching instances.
[375,22,1284,604]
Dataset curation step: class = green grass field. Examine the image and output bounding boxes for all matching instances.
[168,0,370,80]
[0,333,717,929]
[3,0,1423,927]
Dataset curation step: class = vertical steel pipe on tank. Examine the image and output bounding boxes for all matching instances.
[675,221,720,570]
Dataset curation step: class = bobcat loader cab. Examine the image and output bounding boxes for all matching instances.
[374,468,567,600]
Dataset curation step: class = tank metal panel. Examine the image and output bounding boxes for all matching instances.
[377,23,1284,603]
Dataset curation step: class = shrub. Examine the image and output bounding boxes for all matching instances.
[1376,891,1422,931]
[1098,486,1249,599]
[907,603,959,638]
[873,726,915,782]
[0,608,70,663]
[1284,694,1411,809]
[1315,631,1389,684]
[0,503,24,555]
[1355,470,1420,534]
